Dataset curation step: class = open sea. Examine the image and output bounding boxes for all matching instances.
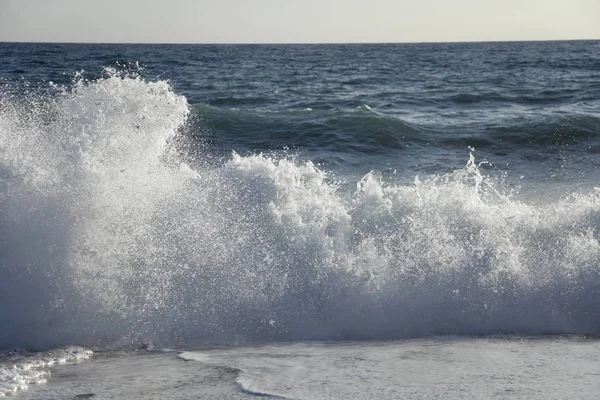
[1,41,600,398]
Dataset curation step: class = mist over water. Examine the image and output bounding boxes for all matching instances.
[1,66,600,351]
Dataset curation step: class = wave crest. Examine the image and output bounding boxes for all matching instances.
[1,75,600,349]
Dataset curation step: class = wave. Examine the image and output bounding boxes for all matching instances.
[1,73,600,350]
[0,347,92,397]
[193,102,600,161]
[194,103,428,155]
[489,114,600,147]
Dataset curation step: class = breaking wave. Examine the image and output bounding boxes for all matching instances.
[1,73,600,350]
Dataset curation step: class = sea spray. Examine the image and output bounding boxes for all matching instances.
[0,71,192,348]
[1,73,600,350]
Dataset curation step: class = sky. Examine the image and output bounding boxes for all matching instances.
[1,0,599,44]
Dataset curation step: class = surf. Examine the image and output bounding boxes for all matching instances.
[1,71,600,351]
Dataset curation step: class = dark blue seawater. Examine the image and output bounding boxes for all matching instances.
[3,41,600,184]
[2,41,600,354]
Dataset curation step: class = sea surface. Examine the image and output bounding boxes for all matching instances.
[1,41,600,398]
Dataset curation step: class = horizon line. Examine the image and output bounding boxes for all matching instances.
[1,38,599,46]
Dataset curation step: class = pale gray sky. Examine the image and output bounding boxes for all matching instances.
[1,0,599,43]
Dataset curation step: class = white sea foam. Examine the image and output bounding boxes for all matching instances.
[0,347,92,397]
[179,339,600,400]
[1,73,600,350]
[356,104,373,112]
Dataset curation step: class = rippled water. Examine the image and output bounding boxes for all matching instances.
[3,41,600,180]
[1,41,600,398]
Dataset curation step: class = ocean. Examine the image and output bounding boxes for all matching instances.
[1,41,600,398]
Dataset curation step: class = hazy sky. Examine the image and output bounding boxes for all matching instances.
[1,0,599,43]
